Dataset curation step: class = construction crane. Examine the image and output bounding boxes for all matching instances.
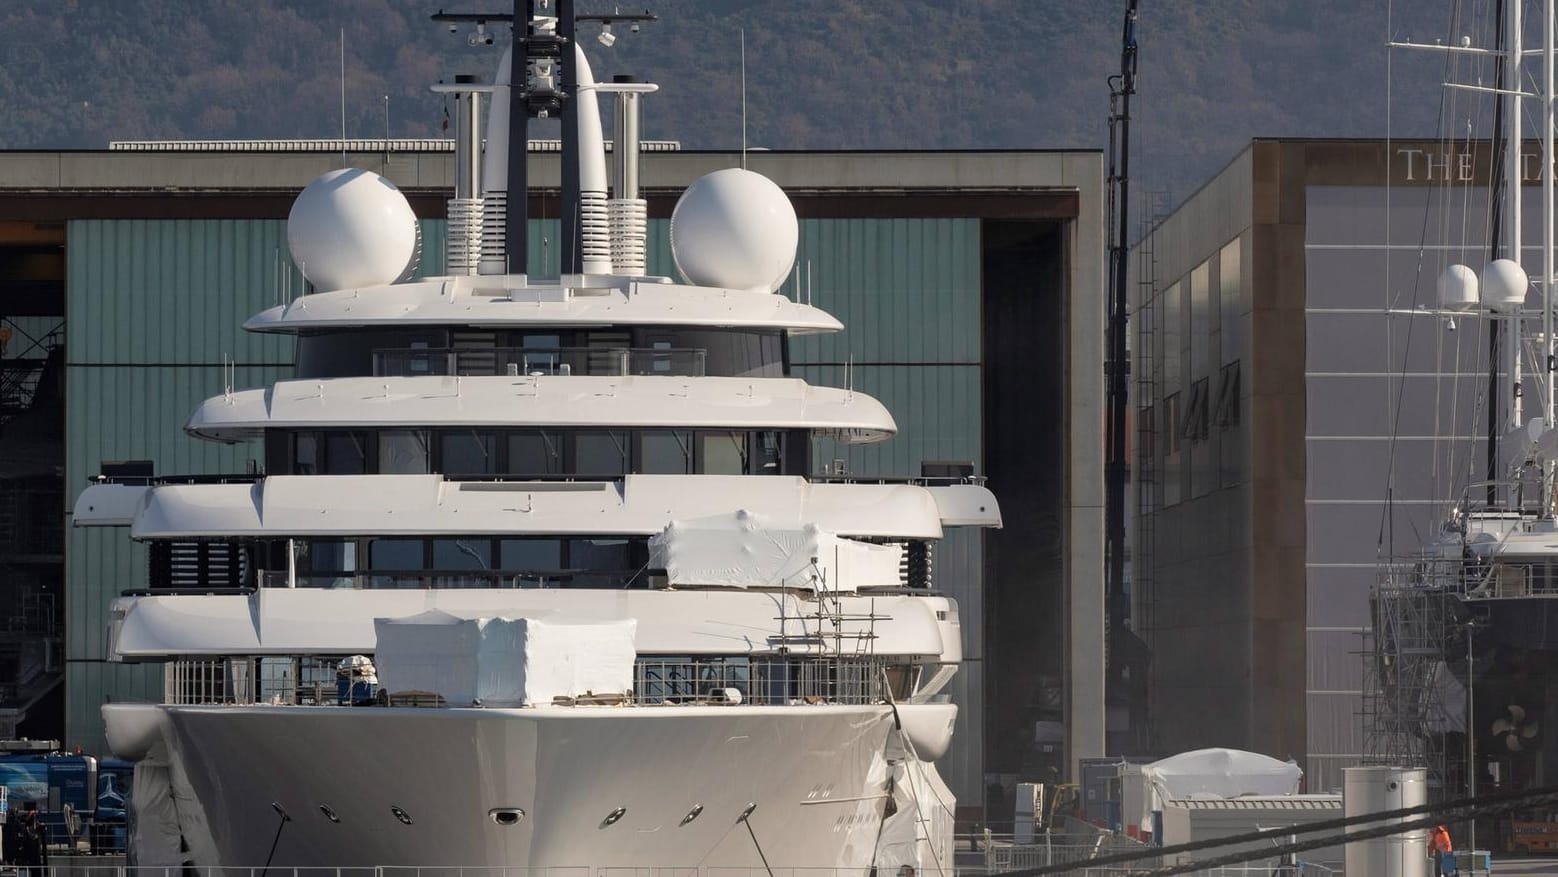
[1104,0,1141,743]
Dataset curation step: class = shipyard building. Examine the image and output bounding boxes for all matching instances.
[0,143,1104,820]
[1129,137,1558,796]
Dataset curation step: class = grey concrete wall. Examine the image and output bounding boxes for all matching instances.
[1067,152,1108,777]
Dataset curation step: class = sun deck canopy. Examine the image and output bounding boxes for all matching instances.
[184,376,895,443]
[86,474,943,540]
[105,588,958,660]
[243,276,844,335]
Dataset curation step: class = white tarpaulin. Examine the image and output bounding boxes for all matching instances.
[373,611,636,706]
[1134,748,1303,834]
[650,510,904,590]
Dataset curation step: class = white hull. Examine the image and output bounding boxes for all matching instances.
[116,703,921,870]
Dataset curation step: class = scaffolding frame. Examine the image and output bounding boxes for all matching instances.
[1131,192,1168,659]
[1362,565,1459,797]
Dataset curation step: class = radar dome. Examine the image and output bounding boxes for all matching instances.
[1437,263,1479,311]
[287,168,419,292]
[670,168,798,292]
[1482,258,1530,313]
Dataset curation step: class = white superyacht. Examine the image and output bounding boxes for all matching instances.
[73,7,999,872]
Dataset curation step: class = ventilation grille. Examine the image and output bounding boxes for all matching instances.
[609,198,647,275]
[149,541,247,590]
[446,198,485,276]
[478,190,508,275]
[581,190,612,272]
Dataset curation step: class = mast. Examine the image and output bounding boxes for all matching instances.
[1486,1,1507,495]
[1501,0,1524,489]
[558,0,581,276]
[1545,0,1556,443]
[505,0,533,274]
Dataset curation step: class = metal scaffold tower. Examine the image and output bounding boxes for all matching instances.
[1132,191,1167,661]
[1362,567,1458,796]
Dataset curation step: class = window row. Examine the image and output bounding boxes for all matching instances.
[151,535,657,591]
[263,427,809,478]
[1147,359,1241,458]
[147,534,936,592]
[295,326,787,380]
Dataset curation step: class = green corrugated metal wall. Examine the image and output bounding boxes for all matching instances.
[63,217,985,798]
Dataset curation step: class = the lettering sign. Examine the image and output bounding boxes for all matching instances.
[1396,146,1553,182]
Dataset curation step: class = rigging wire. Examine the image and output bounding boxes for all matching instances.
[739,808,775,877]
[259,801,291,877]
[1379,0,1466,558]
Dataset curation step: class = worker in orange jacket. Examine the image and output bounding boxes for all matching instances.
[1428,824,1456,877]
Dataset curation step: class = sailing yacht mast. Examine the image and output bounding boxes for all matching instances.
[1544,0,1556,439]
[1499,0,1524,491]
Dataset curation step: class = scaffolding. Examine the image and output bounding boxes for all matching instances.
[1132,191,1168,659]
[1362,564,1459,797]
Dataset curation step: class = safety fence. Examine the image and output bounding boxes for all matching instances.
[12,863,1350,877]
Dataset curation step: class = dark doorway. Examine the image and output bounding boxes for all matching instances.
[982,219,1068,818]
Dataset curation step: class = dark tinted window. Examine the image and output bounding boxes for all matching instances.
[500,538,564,570]
[324,432,368,474]
[442,431,497,475]
[753,431,784,473]
[306,541,357,572]
[508,430,564,475]
[433,538,492,570]
[570,538,633,570]
[370,539,424,570]
[701,431,748,475]
[640,430,693,474]
[378,430,430,474]
[296,329,449,378]
[575,431,629,476]
[295,433,320,475]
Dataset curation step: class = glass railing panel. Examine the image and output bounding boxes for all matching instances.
[371,347,707,378]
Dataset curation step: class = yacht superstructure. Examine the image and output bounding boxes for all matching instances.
[1373,0,1558,828]
[74,5,999,871]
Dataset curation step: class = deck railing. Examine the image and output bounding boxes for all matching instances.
[372,347,706,378]
[161,655,901,707]
[25,861,1340,877]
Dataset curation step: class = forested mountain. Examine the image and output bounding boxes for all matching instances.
[0,1,1475,203]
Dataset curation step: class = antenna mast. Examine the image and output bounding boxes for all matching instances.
[1500,0,1525,492]
[741,28,748,169]
[1539,0,1557,515]
[339,28,347,165]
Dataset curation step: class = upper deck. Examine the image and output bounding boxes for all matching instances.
[243,275,845,335]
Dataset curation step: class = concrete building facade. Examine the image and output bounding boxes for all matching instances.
[0,145,1105,820]
[1130,138,1528,792]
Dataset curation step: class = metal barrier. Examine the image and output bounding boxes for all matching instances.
[161,656,903,707]
[24,863,1343,877]
[372,347,707,378]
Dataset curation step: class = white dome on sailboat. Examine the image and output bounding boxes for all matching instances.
[670,168,798,293]
[288,168,420,292]
[1482,259,1530,313]
[1437,263,1480,311]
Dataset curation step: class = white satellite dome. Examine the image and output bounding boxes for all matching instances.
[670,168,798,293]
[1482,258,1530,314]
[1437,263,1479,311]
[287,168,420,292]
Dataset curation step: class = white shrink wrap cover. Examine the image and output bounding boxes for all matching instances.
[1132,747,1304,835]
[519,616,638,704]
[650,510,904,591]
[373,610,637,706]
